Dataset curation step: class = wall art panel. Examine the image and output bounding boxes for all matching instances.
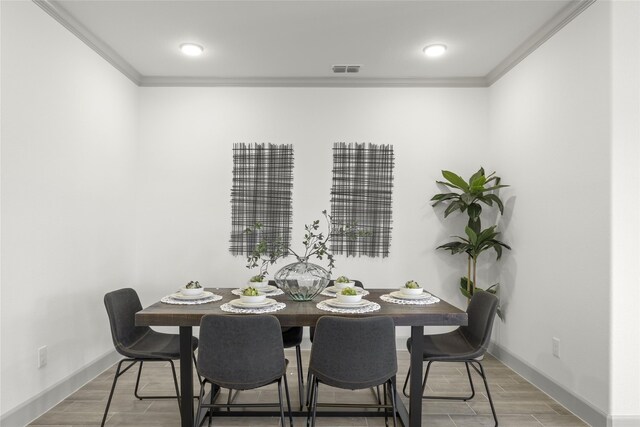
[229,143,294,255]
[330,142,394,257]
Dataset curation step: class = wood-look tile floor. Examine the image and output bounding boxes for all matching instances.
[30,350,589,427]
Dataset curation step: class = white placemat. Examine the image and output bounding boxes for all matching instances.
[231,288,284,297]
[316,300,381,314]
[219,302,286,314]
[379,294,440,305]
[161,293,223,305]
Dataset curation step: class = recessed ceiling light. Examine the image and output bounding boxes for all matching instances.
[180,43,204,57]
[423,44,447,58]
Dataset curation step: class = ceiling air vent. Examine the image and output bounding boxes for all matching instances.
[332,65,361,73]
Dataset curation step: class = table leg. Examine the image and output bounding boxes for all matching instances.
[180,327,193,427]
[410,326,424,427]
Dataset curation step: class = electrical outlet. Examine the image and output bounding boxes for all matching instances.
[38,345,47,368]
[552,337,560,358]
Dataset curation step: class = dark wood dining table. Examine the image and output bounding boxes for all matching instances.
[136,287,467,427]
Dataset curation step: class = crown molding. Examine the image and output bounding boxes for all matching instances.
[486,0,596,85]
[139,76,489,88]
[32,0,142,85]
[34,0,594,88]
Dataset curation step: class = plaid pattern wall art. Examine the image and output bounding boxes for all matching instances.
[229,143,294,256]
[330,142,394,257]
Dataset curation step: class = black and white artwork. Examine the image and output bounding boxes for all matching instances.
[229,143,294,255]
[330,142,394,257]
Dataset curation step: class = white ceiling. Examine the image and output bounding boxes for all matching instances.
[36,0,594,87]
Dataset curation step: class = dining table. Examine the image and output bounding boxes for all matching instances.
[135,287,467,427]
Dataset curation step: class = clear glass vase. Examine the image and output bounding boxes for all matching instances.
[274,259,330,301]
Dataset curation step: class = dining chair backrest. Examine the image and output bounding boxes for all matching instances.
[310,316,397,389]
[197,314,286,390]
[308,280,364,342]
[104,288,151,355]
[460,291,499,352]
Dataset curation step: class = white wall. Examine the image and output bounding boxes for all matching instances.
[135,87,489,317]
[4,1,638,425]
[0,1,138,420]
[609,0,640,424]
[489,1,611,415]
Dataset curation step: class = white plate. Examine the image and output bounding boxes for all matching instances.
[324,298,372,308]
[229,298,277,308]
[325,286,365,295]
[170,291,214,301]
[254,285,278,293]
[389,291,432,300]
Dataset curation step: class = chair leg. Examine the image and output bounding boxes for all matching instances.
[463,361,477,401]
[134,361,144,400]
[306,376,319,427]
[194,380,206,427]
[226,388,233,412]
[383,382,389,427]
[310,378,319,427]
[193,353,203,386]
[420,360,433,396]
[389,378,398,427]
[402,360,432,398]
[473,361,498,427]
[306,376,314,427]
[305,371,313,407]
[208,383,215,427]
[404,360,475,400]
[169,360,182,412]
[402,366,411,398]
[101,359,127,427]
[132,358,182,412]
[277,379,286,427]
[283,371,293,427]
[295,345,304,411]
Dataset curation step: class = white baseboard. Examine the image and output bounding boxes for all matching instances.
[0,349,120,427]
[488,342,608,427]
[608,415,640,427]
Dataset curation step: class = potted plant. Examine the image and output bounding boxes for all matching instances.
[245,210,368,301]
[432,168,510,316]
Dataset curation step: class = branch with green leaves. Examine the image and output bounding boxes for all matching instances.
[437,225,511,262]
[245,210,369,278]
[437,225,511,303]
[431,168,508,233]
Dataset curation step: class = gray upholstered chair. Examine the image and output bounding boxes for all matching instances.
[306,281,378,407]
[225,326,303,412]
[195,314,292,427]
[102,288,199,427]
[307,316,398,427]
[402,290,499,427]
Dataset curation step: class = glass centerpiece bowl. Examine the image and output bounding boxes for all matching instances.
[245,210,369,302]
[274,259,330,301]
